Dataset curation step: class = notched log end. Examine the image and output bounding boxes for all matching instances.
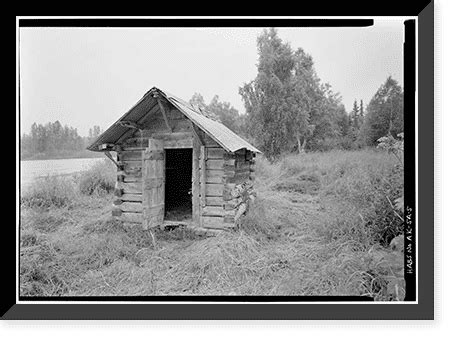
[114,188,124,197]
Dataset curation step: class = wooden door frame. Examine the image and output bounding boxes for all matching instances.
[192,138,201,227]
[158,145,198,226]
[142,138,165,230]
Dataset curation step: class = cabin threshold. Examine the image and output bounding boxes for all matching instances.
[161,220,225,237]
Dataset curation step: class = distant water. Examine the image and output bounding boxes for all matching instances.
[20,157,105,188]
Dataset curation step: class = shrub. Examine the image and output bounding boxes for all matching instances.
[258,149,403,247]
[21,176,77,209]
[78,159,116,196]
[319,151,403,246]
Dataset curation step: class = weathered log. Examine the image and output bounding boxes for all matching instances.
[121,150,144,162]
[142,138,165,230]
[224,168,249,178]
[200,146,206,207]
[122,146,146,152]
[124,167,142,177]
[206,159,224,170]
[122,174,142,183]
[224,162,250,172]
[162,138,193,149]
[143,203,165,217]
[114,201,143,213]
[206,147,225,159]
[225,172,250,183]
[224,209,235,217]
[224,216,235,224]
[202,206,224,217]
[206,183,224,196]
[206,174,223,184]
[120,160,142,171]
[192,136,201,226]
[120,182,143,194]
[117,194,142,202]
[206,169,226,178]
[124,132,193,149]
[122,138,148,148]
[205,196,224,206]
[112,206,122,216]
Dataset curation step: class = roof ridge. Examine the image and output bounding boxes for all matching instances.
[87,86,261,153]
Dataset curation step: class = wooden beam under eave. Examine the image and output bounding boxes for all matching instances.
[98,143,115,151]
[190,123,204,146]
[104,151,120,168]
[116,102,160,145]
[157,98,173,132]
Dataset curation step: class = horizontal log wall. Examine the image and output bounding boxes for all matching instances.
[200,148,257,230]
[125,132,193,149]
[113,146,143,223]
[221,150,257,228]
[111,115,258,230]
[200,146,231,230]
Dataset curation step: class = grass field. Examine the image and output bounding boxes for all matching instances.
[19,150,405,300]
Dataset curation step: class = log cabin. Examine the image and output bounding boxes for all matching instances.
[87,87,261,234]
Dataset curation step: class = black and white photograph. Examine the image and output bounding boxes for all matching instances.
[7,7,437,323]
[18,20,409,299]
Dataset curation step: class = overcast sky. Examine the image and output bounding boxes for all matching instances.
[19,20,405,136]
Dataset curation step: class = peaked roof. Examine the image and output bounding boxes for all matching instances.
[87,87,261,154]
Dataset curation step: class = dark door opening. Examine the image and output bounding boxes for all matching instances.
[164,148,193,222]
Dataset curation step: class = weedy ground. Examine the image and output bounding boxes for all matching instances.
[20,151,405,300]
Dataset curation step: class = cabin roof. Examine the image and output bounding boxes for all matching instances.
[87,87,261,154]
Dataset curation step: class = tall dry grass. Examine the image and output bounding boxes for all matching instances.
[77,159,116,196]
[254,149,404,246]
[21,176,79,209]
[19,150,404,300]
[21,159,116,210]
[247,149,405,299]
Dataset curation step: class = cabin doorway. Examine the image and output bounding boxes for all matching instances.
[164,148,193,222]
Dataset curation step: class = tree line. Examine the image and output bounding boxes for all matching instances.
[21,28,403,161]
[190,28,403,160]
[239,28,403,159]
[20,121,102,160]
